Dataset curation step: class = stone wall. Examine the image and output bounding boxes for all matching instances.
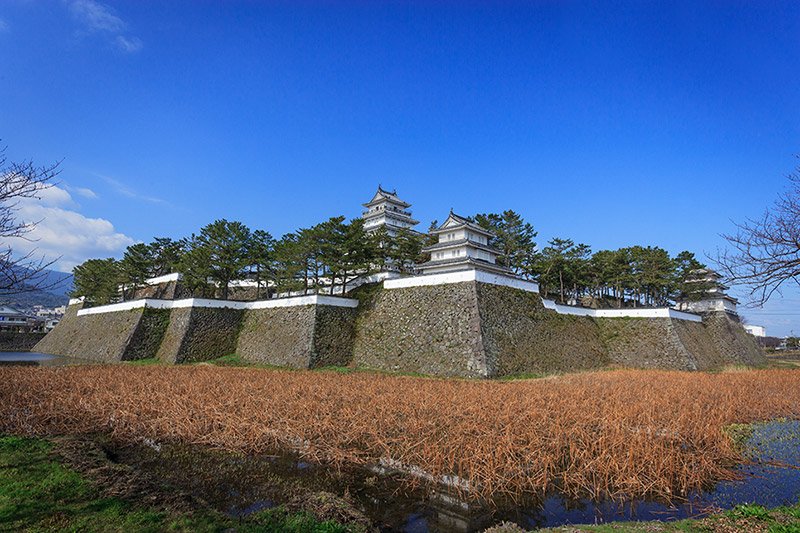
[674,312,765,369]
[34,302,146,362]
[132,280,191,300]
[0,332,47,352]
[597,318,699,370]
[123,308,171,361]
[311,305,358,368]
[352,283,487,377]
[155,308,191,364]
[237,304,357,368]
[352,282,611,378]
[34,279,765,375]
[157,307,243,363]
[597,312,766,371]
[476,284,610,376]
[237,306,316,367]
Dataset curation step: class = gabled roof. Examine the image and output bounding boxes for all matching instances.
[430,210,493,237]
[363,185,411,208]
[417,255,513,275]
[422,238,499,255]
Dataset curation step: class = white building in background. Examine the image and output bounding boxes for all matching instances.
[362,186,419,236]
[676,268,739,315]
[418,211,513,276]
[744,324,766,337]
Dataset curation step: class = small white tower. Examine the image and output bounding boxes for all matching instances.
[418,211,513,276]
[676,268,739,315]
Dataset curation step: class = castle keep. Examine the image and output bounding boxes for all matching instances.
[36,187,765,376]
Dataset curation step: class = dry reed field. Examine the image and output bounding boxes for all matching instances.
[1,366,798,504]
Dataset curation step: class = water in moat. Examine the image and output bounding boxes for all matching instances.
[0,352,94,366]
[113,419,800,532]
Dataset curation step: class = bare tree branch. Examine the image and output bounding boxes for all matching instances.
[0,144,64,296]
[716,161,800,306]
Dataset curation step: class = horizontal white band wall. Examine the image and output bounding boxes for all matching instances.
[382,268,701,322]
[383,269,541,293]
[144,273,182,285]
[541,299,703,322]
[76,294,359,316]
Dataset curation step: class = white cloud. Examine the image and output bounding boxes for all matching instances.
[115,35,142,53]
[69,0,142,54]
[70,0,125,32]
[0,19,9,33]
[73,187,98,199]
[8,185,135,272]
[97,174,168,205]
[36,185,74,207]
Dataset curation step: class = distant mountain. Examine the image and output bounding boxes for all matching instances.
[35,269,73,298]
[0,268,73,311]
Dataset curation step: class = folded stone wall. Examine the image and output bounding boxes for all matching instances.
[597,318,699,370]
[475,284,610,376]
[34,280,765,375]
[157,307,243,364]
[597,312,765,371]
[34,302,146,362]
[311,305,358,368]
[133,281,191,300]
[122,308,171,361]
[237,304,357,368]
[237,306,316,367]
[673,312,765,369]
[352,283,487,377]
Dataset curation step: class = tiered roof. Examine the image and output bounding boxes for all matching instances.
[361,186,420,230]
[362,186,411,209]
[418,210,513,276]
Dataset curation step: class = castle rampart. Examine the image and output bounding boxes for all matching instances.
[35,276,764,375]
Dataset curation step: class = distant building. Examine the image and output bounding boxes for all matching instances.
[418,211,512,276]
[743,324,766,337]
[362,186,419,237]
[676,268,738,315]
[0,305,44,332]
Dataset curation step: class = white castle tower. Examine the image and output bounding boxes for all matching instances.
[362,186,419,237]
[418,211,513,276]
[676,268,739,315]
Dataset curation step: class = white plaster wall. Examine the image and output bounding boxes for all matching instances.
[77,294,358,316]
[744,324,766,337]
[384,269,540,293]
[145,273,182,285]
[541,299,703,322]
[466,231,488,245]
[678,298,737,314]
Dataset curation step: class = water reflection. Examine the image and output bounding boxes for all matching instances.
[113,420,800,532]
[0,352,93,366]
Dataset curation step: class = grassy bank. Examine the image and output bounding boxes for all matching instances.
[0,434,358,532]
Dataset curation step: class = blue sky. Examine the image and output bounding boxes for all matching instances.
[1,1,799,334]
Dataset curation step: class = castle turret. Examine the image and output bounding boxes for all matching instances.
[362,186,419,237]
[418,211,513,276]
[676,268,739,315]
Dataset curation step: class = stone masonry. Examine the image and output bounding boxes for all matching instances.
[36,280,764,375]
[237,304,357,368]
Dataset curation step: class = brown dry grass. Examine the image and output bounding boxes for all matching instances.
[1,366,798,504]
